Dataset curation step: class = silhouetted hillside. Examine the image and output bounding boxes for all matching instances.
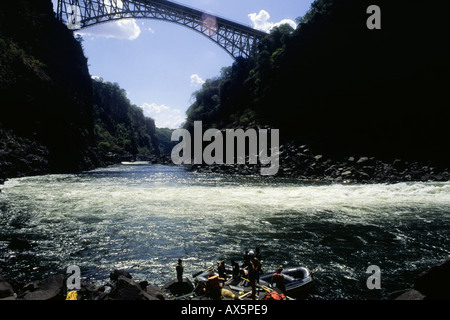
[185,0,449,166]
[0,0,161,182]
[0,0,100,180]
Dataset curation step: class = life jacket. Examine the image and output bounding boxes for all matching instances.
[207,275,221,291]
[264,291,287,301]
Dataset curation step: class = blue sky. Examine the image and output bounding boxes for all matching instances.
[51,1,314,129]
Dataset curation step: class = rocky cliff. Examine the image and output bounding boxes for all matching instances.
[0,0,104,184]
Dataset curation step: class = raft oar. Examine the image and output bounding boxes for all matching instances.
[229,285,247,292]
[239,291,253,300]
[193,259,226,278]
[193,265,213,278]
[170,292,196,300]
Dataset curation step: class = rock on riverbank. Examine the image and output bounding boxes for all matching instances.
[388,258,450,300]
[190,142,449,184]
[0,268,184,300]
[1,259,449,300]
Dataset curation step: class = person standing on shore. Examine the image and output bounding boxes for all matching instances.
[176,259,184,282]
[255,247,263,281]
[231,259,240,279]
[248,251,261,299]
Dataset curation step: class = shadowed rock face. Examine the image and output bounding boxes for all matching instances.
[413,258,450,300]
[389,258,450,300]
[0,274,15,299]
[0,269,171,300]
[20,274,65,300]
[109,276,160,300]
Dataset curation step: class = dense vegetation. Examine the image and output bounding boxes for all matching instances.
[1,0,448,182]
[0,0,162,181]
[92,78,159,158]
[155,127,177,155]
[0,0,97,177]
[186,0,449,165]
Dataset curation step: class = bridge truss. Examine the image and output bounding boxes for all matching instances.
[56,0,267,59]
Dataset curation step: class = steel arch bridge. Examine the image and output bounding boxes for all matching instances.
[56,0,267,59]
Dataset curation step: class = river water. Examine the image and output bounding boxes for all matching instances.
[0,164,449,299]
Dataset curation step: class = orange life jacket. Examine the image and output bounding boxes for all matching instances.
[264,291,287,300]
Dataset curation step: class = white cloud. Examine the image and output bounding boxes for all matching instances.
[77,19,141,40]
[248,10,297,33]
[190,74,205,87]
[141,103,186,129]
[91,75,106,83]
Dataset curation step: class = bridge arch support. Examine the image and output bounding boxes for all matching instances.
[57,0,267,59]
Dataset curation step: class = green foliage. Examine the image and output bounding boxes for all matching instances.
[156,127,177,155]
[0,0,96,172]
[92,79,159,156]
[184,23,294,131]
[184,0,449,164]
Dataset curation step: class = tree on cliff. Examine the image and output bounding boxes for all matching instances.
[184,0,449,165]
[0,0,99,176]
[0,0,161,179]
[92,79,159,157]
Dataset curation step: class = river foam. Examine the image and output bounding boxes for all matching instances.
[1,164,449,299]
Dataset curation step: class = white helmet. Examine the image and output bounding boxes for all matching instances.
[248,250,255,256]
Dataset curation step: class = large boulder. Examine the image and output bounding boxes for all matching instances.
[389,258,450,300]
[108,276,159,300]
[0,274,15,299]
[20,274,65,300]
[414,258,450,299]
[110,269,132,281]
[393,289,426,300]
[162,278,194,296]
[146,284,167,300]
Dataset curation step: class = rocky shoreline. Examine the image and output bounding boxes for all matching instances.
[0,268,175,301]
[2,138,449,187]
[0,144,173,187]
[189,142,449,184]
[1,256,449,300]
[387,258,450,300]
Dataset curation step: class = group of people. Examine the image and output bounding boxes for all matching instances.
[176,247,287,300]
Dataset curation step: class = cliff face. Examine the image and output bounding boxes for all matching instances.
[185,0,449,167]
[0,0,102,182]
